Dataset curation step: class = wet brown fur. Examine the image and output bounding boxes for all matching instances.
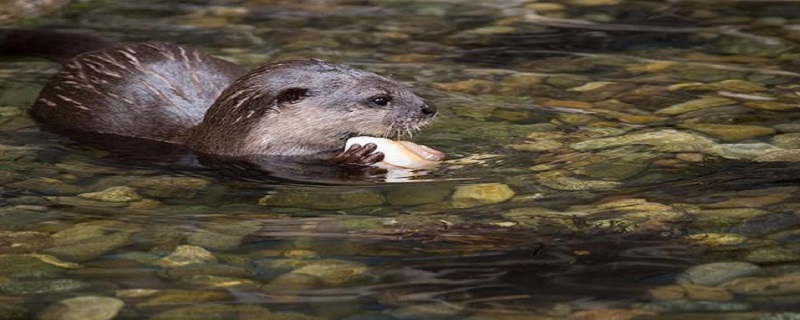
[9,29,435,158]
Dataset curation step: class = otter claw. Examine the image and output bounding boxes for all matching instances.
[333,143,385,166]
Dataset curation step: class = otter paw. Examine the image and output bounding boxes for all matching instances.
[332,143,385,166]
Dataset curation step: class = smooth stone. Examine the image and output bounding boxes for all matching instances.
[391,303,463,319]
[741,247,800,264]
[152,245,217,267]
[259,188,385,210]
[755,149,800,162]
[536,171,621,191]
[711,143,781,160]
[656,97,736,115]
[572,130,716,153]
[680,284,734,301]
[77,186,142,202]
[685,233,747,246]
[262,272,322,290]
[291,260,369,286]
[678,124,776,142]
[0,254,70,278]
[746,101,798,111]
[671,80,766,93]
[677,262,761,286]
[44,232,132,262]
[127,176,211,199]
[451,183,515,208]
[773,133,800,149]
[648,285,685,301]
[0,279,91,295]
[283,250,319,259]
[42,196,129,208]
[264,259,368,290]
[0,231,53,254]
[722,274,800,296]
[38,296,124,320]
[51,220,126,245]
[677,153,705,162]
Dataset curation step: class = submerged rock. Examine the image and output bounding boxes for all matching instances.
[656,97,736,115]
[451,183,515,208]
[44,232,132,262]
[39,296,124,320]
[263,259,369,290]
[77,186,143,202]
[128,176,211,199]
[677,262,761,286]
[153,245,217,267]
[536,170,621,191]
[0,278,91,295]
[571,130,716,153]
[721,274,800,296]
[677,124,776,142]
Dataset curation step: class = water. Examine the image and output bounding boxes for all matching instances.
[2,0,800,319]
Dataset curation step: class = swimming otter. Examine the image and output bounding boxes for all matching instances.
[2,29,436,165]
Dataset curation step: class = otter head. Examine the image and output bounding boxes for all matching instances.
[188,60,436,157]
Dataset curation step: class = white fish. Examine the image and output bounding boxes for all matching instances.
[345,136,445,169]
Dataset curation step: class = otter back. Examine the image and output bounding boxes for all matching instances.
[30,42,247,143]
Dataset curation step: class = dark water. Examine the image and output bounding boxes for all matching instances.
[2,0,800,319]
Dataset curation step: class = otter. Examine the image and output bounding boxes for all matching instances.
[1,29,436,166]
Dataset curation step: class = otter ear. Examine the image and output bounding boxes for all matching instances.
[276,88,309,105]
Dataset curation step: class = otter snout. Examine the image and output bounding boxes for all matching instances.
[420,103,437,116]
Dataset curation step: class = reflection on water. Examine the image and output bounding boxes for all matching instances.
[3,0,800,319]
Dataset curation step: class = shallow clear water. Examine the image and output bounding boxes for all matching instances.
[3,0,800,319]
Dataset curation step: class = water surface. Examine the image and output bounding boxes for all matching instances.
[2,1,800,319]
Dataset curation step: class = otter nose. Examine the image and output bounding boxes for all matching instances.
[420,103,437,116]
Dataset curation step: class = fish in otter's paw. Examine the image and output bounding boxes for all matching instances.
[1,28,437,168]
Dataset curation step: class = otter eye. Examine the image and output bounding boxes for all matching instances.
[369,95,392,107]
[277,88,309,104]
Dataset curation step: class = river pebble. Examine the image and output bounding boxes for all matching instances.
[153,245,217,267]
[77,186,142,202]
[128,176,211,199]
[451,183,515,208]
[677,262,762,286]
[38,296,124,320]
[722,274,800,296]
[44,232,132,262]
